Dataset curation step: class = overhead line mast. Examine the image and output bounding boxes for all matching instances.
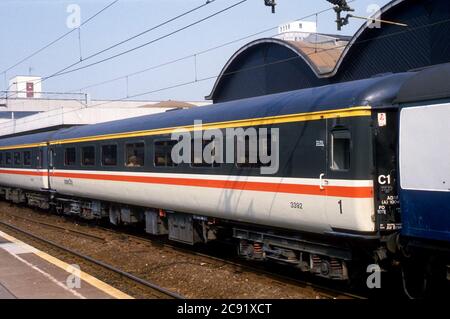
[264,1,407,30]
[264,1,355,30]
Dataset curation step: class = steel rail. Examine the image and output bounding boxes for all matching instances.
[86,223,367,299]
[0,220,184,299]
[5,213,106,242]
[0,207,365,299]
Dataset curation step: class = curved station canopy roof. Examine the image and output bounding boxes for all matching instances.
[207,0,450,103]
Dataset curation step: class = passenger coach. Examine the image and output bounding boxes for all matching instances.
[0,64,448,284]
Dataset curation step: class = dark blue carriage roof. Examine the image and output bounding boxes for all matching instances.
[51,72,415,142]
[0,70,418,147]
[396,63,450,104]
[0,130,58,148]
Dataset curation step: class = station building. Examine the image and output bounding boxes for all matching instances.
[207,0,450,103]
[0,76,209,137]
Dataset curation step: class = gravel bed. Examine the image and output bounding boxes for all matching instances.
[0,201,347,299]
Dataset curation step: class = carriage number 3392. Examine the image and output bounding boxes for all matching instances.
[290,201,303,209]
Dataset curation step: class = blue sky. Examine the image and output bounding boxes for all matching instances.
[0,0,390,102]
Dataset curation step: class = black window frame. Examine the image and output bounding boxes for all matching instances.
[81,145,96,167]
[234,131,268,169]
[23,151,32,167]
[64,147,77,166]
[259,130,274,168]
[13,151,22,166]
[124,141,145,168]
[330,128,352,171]
[101,143,118,167]
[154,139,178,167]
[5,152,12,166]
[190,138,220,168]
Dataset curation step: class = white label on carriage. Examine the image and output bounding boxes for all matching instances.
[378,113,387,127]
[315,140,324,147]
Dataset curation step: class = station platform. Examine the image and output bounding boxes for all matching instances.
[0,230,132,299]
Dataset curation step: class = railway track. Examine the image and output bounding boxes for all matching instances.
[0,208,366,299]
[0,218,184,299]
[89,221,366,299]
[127,234,366,300]
[4,213,107,242]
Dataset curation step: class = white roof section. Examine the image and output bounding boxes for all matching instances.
[0,107,175,137]
[278,21,317,34]
[0,96,209,112]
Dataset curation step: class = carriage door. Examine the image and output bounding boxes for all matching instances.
[37,146,49,190]
[324,116,377,233]
[48,145,56,190]
[324,119,356,232]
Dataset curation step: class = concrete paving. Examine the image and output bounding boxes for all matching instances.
[0,230,132,299]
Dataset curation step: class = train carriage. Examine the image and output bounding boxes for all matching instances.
[0,131,52,207]
[396,65,450,244]
[0,64,448,285]
[395,64,450,294]
[44,72,411,235]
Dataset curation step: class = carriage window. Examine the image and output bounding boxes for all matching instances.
[23,151,32,166]
[14,152,22,165]
[331,130,351,170]
[191,138,220,168]
[102,145,117,166]
[5,153,12,165]
[125,142,144,167]
[65,148,76,166]
[235,131,272,168]
[154,140,177,167]
[259,131,274,168]
[81,146,95,166]
[0,153,3,165]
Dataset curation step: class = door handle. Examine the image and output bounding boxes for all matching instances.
[319,173,328,190]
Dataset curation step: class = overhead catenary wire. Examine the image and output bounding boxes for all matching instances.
[92,16,445,108]
[0,46,360,130]
[74,0,218,65]
[0,0,404,129]
[0,46,329,130]
[5,13,446,132]
[40,0,248,81]
[5,0,246,100]
[0,0,120,76]
[68,27,278,93]
[40,0,220,83]
[68,3,346,93]
[6,1,444,133]
[3,0,345,97]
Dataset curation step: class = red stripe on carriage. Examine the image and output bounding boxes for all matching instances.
[0,169,373,198]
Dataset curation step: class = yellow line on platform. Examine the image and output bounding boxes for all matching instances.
[0,230,133,300]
